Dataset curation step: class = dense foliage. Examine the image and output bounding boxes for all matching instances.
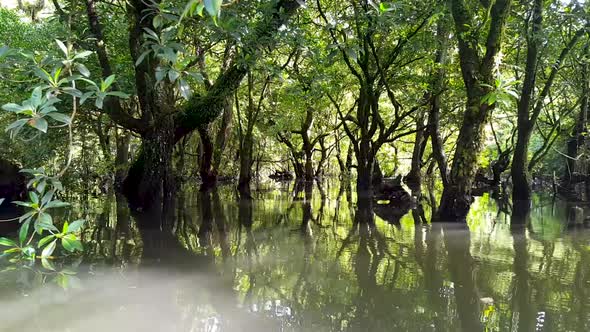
[0,0,589,226]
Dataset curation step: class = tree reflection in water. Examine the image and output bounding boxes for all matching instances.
[3,181,590,331]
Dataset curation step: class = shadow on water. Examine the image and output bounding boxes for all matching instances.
[2,181,590,331]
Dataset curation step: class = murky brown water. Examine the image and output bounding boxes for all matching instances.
[1,182,589,331]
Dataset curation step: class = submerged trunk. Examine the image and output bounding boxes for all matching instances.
[438,0,511,220]
[372,158,383,187]
[438,95,492,220]
[511,0,541,202]
[512,0,584,202]
[123,122,175,210]
[355,87,376,200]
[356,149,374,200]
[292,156,304,180]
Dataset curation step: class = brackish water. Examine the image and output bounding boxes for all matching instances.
[1,181,590,331]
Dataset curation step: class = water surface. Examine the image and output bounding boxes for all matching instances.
[1,182,589,331]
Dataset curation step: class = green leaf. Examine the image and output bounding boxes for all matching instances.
[53,180,63,192]
[143,28,159,41]
[5,119,28,133]
[18,211,34,223]
[28,117,48,133]
[41,257,56,271]
[36,180,46,194]
[41,239,57,257]
[76,63,90,77]
[73,50,93,60]
[62,87,83,98]
[107,91,130,99]
[22,246,36,259]
[95,96,104,109]
[36,213,57,233]
[37,212,52,225]
[55,39,68,56]
[0,237,17,247]
[31,86,43,103]
[45,200,69,209]
[62,234,83,252]
[19,219,30,246]
[168,70,180,83]
[186,72,204,82]
[2,103,24,112]
[102,75,116,91]
[204,0,222,17]
[34,68,53,83]
[13,201,33,208]
[155,67,167,82]
[153,15,163,28]
[38,235,56,248]
[29,191,39,204]
[41,190,54,205]
[179,79,191,100]
[80,92,94,105]
[135,50,151,67]
[67,219,85,233]
[46,112,72,124]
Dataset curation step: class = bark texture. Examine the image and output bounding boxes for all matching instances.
[438,0,512,220]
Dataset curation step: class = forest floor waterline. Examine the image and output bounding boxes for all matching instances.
[0,182,589,331]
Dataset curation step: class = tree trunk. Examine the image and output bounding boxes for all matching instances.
[439,96,492,220]
[114,130,131,186]
[512,124,534,201]
[212,97,233,175]
[356,86,376,200]
[304,149,314,182]
[372,158,382,187]
[123,122,175,210]
[292,156,304,180]
[567,97,588,179]
[438,0,512,220]
[406,110,426,187]
[491,149,511,186]
[198,125,216,191]
[511,0,584,201]
[357,151,374,200]
[315,136,328,179]
[428,17,450,186]
[567,43,589,181]
[511,0,542,202]
[238,130,254,198]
